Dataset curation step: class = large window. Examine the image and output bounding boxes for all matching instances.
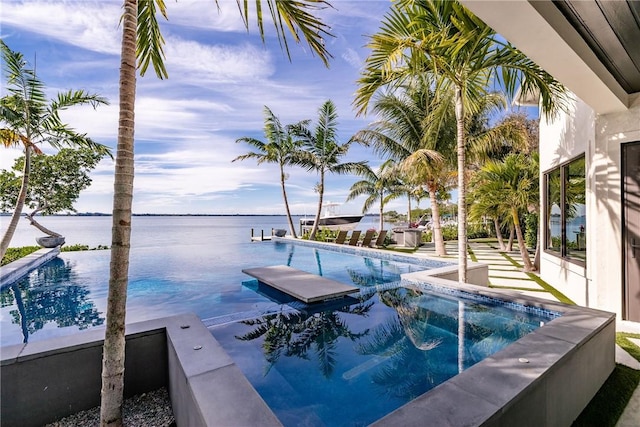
[544,155,586,265]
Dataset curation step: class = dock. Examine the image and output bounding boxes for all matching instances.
[241,265,358,303]
[250,228,272,241]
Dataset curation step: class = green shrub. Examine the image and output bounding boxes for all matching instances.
[61,244,90,252]
[1,246,40,266]
[525,213,538,248]
[61,244,109,252]
[467,223,490,240]
[442,225,458,241]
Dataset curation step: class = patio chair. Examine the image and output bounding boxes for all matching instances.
[346,230,361,246]
[373,230,388,248]
[332,230,348,244]
[359,230,376,247]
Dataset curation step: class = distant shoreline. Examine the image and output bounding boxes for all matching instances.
[0,213,379,217]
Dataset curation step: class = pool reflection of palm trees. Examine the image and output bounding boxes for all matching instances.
[357,288,453,400]
[358,287,539,400]
[235,301,373,378]
[0,257,104,343]
[347,257,406,288]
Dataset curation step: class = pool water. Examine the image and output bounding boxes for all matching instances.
[211,284,555,427]
[0,242,444,346]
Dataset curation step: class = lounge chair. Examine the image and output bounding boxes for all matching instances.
[346,230,361,246]
[359,230,376,247]
[373,230,387,248]
[332,230,348,244]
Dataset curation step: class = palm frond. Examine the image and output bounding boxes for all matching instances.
[137,0,168,78]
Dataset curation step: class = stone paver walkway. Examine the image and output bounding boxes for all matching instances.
[410,239,640,426]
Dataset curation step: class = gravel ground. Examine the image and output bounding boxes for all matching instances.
[45,388,175,427]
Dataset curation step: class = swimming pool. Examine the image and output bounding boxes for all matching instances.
[0,241,448,346]
[209,280,558,427]
[1,238,616,427]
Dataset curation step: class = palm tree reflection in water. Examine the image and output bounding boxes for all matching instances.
[0,257,104,343]
[236,300,373,378]
[358,287,538,400]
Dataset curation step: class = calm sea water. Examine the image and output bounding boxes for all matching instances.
[4,214,388,249]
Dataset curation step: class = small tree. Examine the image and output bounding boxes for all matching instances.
[0,148,106,239]
[0,40,109,259]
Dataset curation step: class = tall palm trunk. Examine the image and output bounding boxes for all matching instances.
[379,189,385,231]
[309,171,324,240]
[454,87,467,282]
[280,165,297,238]
[507,224,515,251]
[493,218,506,251]
[0,145,31,260]
[512,208,535,272]
[428,186,447,256]
[100,1,137,425]
[407,196,411,226]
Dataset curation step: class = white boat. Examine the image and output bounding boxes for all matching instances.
[300,203,363,232]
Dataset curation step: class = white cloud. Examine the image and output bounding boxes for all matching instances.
[1,0,121,55]
[164,38,275,83]
[341,48,362,69]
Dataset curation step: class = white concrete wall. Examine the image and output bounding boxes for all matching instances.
[539,96,594,307]
[540,93,640,317]
[592,98,640,315]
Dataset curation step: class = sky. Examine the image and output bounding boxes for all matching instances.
[1,0,404,216]
[1,0,537,217]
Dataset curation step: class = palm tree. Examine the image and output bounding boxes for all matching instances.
[353,0,566,282]
[0,40,110,261]
[471,153,538,271]
[351,79,454,256]
[290,100,367,240]
[468,183,508,250]
[101,1,333,424]
[234,106,302,238]
[346,160,401,232]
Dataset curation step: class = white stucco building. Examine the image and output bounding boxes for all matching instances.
[461,1,640,321]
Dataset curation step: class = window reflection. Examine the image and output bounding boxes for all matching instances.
[566,157,586,261]
[546,169,561,252]
[544,155,586,265]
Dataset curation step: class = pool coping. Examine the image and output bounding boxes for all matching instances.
[0,247,60,289]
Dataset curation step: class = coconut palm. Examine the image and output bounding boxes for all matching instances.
[346,160,401,232]
[468,183,509,251]
[351,79,454,256]
[234,107,303,238]
[290,100,367,240]
[102,1,333,424]
[0,41,109,260]
[472,153,538,271]
[353,0,566,282]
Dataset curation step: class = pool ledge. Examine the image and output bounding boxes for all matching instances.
[0,313,281,427]
[373,274,616,427]
[0,247,60,289]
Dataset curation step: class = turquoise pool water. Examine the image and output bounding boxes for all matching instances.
[0,241,445,346]
[210,282,557,427]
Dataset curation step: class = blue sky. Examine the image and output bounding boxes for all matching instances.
[2,0,537,217]
[2,0,402,216]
